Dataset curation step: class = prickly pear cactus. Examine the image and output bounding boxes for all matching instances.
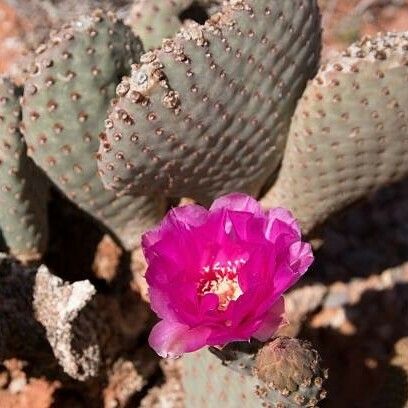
[4,0,134,48]
[262,32,408,233]
[128,0,193,50]
[98,0,321,202]
[0,77,49,262]
[21,10,165,250]
[182,338,327,408]
[254,337,328,407]
[128,0,222,50]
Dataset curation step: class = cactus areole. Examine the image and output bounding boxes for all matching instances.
[142,193,313,358]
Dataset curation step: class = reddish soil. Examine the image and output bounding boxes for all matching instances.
[319,0,408,57]
[0,360,59,408]
[0,1,26,74]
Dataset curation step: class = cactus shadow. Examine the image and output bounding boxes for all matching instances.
[307,177,408,285]
[43,188,105,283]
[0,229,7,253]
[0,256,111,408]
[0,260,99,405]
[0,260,52,365]
[179,2,210,25]
[302,282,408,408]
[42,187,135,294]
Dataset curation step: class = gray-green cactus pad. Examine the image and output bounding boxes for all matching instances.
[21,10,165,250]
[183,348,264,408]
[128,0,222,50]
[182,339,327,408]
[262,32,408,233]
[128,0,193,50]
[0,77,49,262]
[98,0,321,202]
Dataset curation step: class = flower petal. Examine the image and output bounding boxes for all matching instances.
[142,204,208,251]
[226,210,256,241]
[148,320,212,358]
[266,207,301,236]
[252,296,286,342]
[272,263,301,295]
[168,204,209,229]
[289,241,314,275]
[210,193,262,215]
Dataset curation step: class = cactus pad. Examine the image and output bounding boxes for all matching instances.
[254,337,328,407]
[183,349,262,408]
[128,0,193,50]
[128,0,222,50]
[21,10,165,249]
[262,32,408,233]
[182,338,327,407]
[98,0,321,202]
[0,77,49,262]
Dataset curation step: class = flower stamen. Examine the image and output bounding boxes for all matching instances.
[198,259,245,310]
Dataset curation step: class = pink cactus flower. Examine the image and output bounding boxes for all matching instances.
[142,193,313,358]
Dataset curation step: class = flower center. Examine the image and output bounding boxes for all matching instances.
[198,259,245,311]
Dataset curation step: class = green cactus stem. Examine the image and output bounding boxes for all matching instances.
[0,77,49,262]
[127,0,222,51]
[21,10,166,250]
[97,0,321,203]
[182,337,328,407]
[262,32,408,234]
